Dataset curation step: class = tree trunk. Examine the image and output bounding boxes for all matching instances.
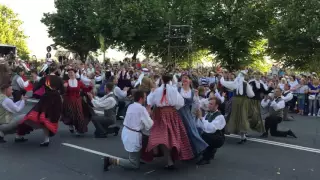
[132,52,138,62]
[78,52,88,63]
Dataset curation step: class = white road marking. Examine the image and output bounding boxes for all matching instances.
[226,134,320,154]
[144,170,156,175]
[63,135,320,167]
[25,98,104,115]
[62,143,124,160]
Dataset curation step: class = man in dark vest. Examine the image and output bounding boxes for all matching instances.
[260,88,297,138]
[88,82,120,138]
[11,66,28,102]
[196,96,226,165]
[282,84,294,121]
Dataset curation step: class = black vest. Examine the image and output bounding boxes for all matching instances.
[233,82,247,97]
[282,91,291,106]
[205,111,225,135]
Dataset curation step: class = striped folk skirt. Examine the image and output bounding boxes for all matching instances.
[61,96,90,133]
[227,96,250,134]
[141,106,194,162]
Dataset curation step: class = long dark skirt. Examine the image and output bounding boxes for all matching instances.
[17,91,62,136]
[227,96,250,134]
[178,106,208,156]
[61,96,90,133]
[247,99,264,133]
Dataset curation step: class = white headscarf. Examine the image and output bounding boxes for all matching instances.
[235,70,247,95]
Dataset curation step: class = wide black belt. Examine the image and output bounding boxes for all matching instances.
[124,125,141,133]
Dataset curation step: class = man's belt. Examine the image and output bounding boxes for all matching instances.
[124,125,141,133]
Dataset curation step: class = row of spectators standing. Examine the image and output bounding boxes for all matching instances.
[197,70,320,117]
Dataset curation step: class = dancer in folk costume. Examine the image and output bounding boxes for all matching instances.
[61,67,93,135]
[16,62,64,147]
[248,71,273,133]
[135,68,155,96]
[195,97,226,165]
[220,71,255,144]
[142,74,193,169]
[11,66,29,102]
[103,90,153,171]
[177,73,208,156]
[117,63,132,90]
[0,83,26,143]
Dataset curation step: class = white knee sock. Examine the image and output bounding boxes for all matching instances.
[240,133,246,140]
[43,136,50,143]
[15,135,23,139]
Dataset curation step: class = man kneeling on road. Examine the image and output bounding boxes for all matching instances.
[260,88,297,138]
[0,83,26,143]
[196,97,226,165]
[87,82,120,138]
[103,90,153,171]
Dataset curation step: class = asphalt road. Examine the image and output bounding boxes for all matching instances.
[0,101,319,180]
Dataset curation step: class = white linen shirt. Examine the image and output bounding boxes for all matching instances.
[121,102,153,152]
[91,92,117,110]
[1,97,25,114]
[147,84,184,110]
[196,111,226,134]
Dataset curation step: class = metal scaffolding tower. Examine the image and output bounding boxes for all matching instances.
[166,22,192,68]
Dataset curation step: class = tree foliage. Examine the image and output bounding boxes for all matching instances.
[194,0,271,71]
[0,5,30,59]
[248,39,271,73]
[40,0,320,71]
[41,0,99,61]
[266,0,320,70]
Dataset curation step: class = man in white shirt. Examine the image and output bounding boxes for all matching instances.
[11,66,29,102]
[112,76,129,119]
[0,84,26,143]
[196,97,226,165]
[282,84,294,121]
[260,88,297,138]
[88,82,120,138]
[104,90,153,171]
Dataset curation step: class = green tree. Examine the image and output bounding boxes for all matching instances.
[91,0,198,63]
[248,39,271,73]
[266,0,320,70]
[194,0,271,71]
[90,0,168,61]
[0,5,30,59]
[41,0,99,62]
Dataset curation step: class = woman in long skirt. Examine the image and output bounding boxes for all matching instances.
[16,62,64,147]
[220,71,255,144]
[61,67,92,135]
[177,74,208,156]
[142,74,193,169]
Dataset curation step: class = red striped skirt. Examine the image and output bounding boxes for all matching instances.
[61,96,89,133]
[141,106,194,162]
